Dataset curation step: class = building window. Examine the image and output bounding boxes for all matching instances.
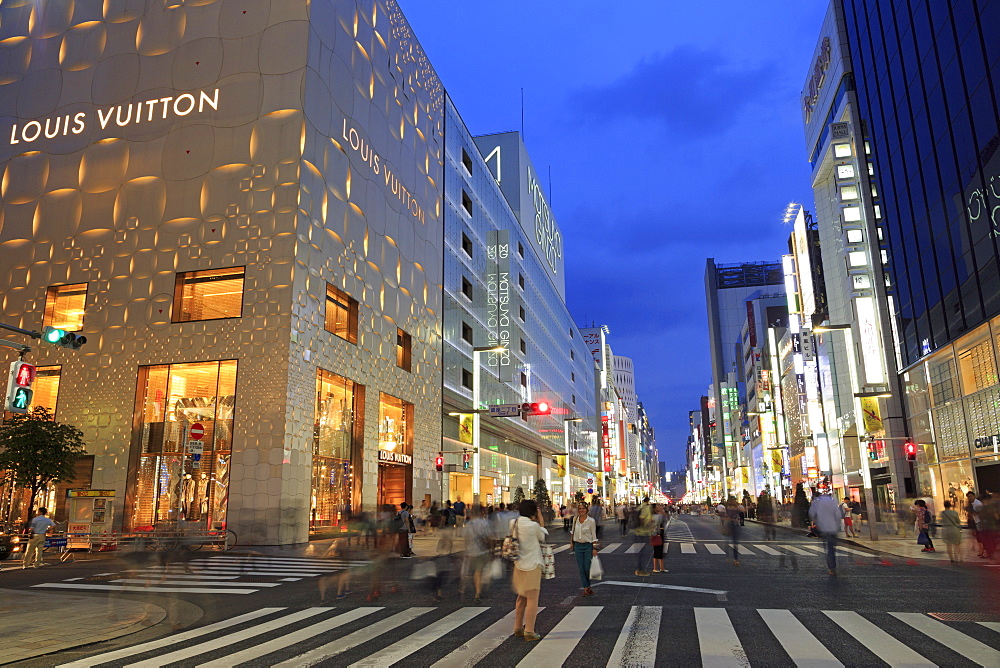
[519,338,526,354]
[520,372,527,387]
[461,190,473,216]
[461,148,473,175]
[173,268,244,322]
[833,143,852,158]
[518,274,525,290]
[461,231,473,257]
[571,350,575,361]
[461,276,473,301]
[518,242,524,258]
[572,394,576,404]
[461,368,473,390]
[836,164,855,179]
[846,229,864,243]
[128,360,237,530]
[840,185,859,200]
[519,305,525,321]
[325,284,359,344]
[314,369,361,530]
[44,284,88,331]
[848,251,868,267]
[843,206,862,222]
[462,322,474,344]
[571,372,575,382]
[396,328,411,372]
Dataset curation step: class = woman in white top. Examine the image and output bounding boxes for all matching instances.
[572,502,599,596]
[511,499,547,642]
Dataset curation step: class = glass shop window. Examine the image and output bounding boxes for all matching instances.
[326,284,359,344]
[173,268,244,322]
[44,284,88,331]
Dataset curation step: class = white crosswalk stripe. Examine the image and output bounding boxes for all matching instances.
[565,541,870,557]
[624,543,643,554]
[705,543,727,555]
[551,544,572,554]
[33,554,363,596]
[599,543,622,554]
[61,605,1000,667]
[680,543,697,554]
[754,545,781,555]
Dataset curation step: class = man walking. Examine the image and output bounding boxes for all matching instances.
[809,491,844,575]
[453,497,466,531]
[616,503,627,536]
[588,499,604,541]
[632,497,654,576]
[24,508,55,568]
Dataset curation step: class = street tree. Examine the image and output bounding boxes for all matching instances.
[532,479,555,523]
[512,486,525,507]
[0,406,86,524]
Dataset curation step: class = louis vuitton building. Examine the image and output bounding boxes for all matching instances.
[0,0,444,544]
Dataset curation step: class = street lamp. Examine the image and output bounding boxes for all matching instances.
[471,345,505,505]
[563,417,583,501]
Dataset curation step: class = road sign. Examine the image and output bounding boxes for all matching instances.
[189,423,205,440]
[191,460,201,469]
[186,441,204,455]
[587,477,594,485]
[488,404,522,417]
[587,488,594,494]
[192,453,202,461]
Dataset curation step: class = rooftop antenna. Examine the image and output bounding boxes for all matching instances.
[520,88,525,139]
[548,165,552,205]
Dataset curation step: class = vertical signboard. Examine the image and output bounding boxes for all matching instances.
[855,297,886,385]
[485,230,519,382]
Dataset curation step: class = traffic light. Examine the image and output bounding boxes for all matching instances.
[435,454,444,472]
[5,361,36,413]
[462,450,470,470]
[41,326,87,350]
[904,441,917,461]
[521,401,551,416]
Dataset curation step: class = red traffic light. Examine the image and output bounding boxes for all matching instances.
[435,455,444,472]
[521,401,552,416]
[904,441,917,461]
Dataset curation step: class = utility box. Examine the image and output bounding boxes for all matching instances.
[66,490,116,550]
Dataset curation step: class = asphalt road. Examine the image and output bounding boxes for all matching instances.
[5,514,999,667]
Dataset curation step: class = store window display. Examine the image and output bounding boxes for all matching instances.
[128,360,236,529]
[378,393,413,507]
[313,369,361,530]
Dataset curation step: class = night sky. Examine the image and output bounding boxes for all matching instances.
[398,1,829,470]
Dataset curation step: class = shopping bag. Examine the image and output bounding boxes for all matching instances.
[917,531,930,546]
[410,559,436,580]
[501,519,520,561]
[540,543,555,579]
[589,554,603,580]
[488,558,504,581]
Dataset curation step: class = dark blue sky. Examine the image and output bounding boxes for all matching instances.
[399,2,829,470]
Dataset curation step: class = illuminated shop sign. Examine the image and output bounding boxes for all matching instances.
[485,229,515,382]
[341,118,427,224]
[6,88,220,146]
[855,297,886,384]
[802,36,832,120]
[378,450,413,465]
[527,164,562,275]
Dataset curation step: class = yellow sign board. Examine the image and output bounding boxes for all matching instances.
[861,397,883,434]
[458,414,474,445]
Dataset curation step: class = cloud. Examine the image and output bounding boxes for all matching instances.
[568,46,778,137]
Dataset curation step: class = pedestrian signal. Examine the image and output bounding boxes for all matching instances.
[904,441,917,461]
[435,454,444,472]
[5,361,36,413]
[462,451,470,470]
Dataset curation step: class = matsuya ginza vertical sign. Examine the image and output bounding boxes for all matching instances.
[485,230,519,382]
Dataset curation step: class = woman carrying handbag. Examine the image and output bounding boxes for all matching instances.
[509,500,547,642]
[651,504,667,573]
[915,499,935,552]
[572,502,599,596]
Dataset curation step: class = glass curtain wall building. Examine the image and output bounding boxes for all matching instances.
[839,0,1000,504]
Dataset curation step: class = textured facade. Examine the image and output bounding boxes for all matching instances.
[0,0,443,544]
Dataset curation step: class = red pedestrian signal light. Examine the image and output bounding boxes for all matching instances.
[904,441,917,461]
[521,401,551,416]
[462,451,470,470]
[435,455,444,472]
[5,361,36,413]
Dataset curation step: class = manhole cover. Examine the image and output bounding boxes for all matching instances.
[928,612,1000,622]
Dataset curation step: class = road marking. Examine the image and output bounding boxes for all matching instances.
[754,545,781,555]
[823,611,933,667]
[347,607,488,667]
[517,606,602,667]
[625,543,643,554]
[593,581,727,600]
[32,583,258,595]
[600,543,622,554]
[737,545,755,555]
[109,579,282,587]
[979,621,1000,633]
[781,545,812,555]
[56,608,284,667]
[150,569,336,577]
[705,544,726,555]
[793,544,823,553]
[890,612,1000,666]
[695,608,749,667]
[551,544,572,554]
[124,572,242,580]
[281,577,301,581]
[273,607,434,667]
[196,607,381,668]
[758,609,843,667]
[431,608,545,668]
[136,607,330,667]
[608,605,661,668]
[680,543,697,554]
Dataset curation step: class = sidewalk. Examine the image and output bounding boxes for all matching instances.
[747,517,984,564]
[0,588,166,664]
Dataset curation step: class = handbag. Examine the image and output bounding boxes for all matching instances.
[650,533,663,547]
[540,542,555,579]
[501,518,520,561]
[917,530,930,546]
[589,554,603,580]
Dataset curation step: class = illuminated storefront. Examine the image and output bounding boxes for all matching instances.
[312,369,361,530]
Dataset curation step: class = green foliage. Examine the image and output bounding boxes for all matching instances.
[532,479,554,523]
[512,486,525,507]
[574,490,585,503]
[0,406,86,519]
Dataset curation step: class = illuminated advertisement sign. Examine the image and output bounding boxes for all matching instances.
[855,296,886,384]
[485,230,519,382]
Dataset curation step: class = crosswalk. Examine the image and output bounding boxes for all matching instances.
[31,554,367,596]
[58,604,1000,667]
[560,540,877,558]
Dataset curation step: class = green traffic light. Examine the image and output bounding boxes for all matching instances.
[44,327,65,343]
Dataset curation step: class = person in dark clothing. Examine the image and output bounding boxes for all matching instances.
[791,483,809,528]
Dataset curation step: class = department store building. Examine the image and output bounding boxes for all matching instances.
[0,0,445,544]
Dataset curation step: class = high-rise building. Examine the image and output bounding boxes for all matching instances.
[836,1,1000,502]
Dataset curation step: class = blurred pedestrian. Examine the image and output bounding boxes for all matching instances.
[571,502,598,596]
[511,499,547,642]
[841,497,857,537]
[758,490,776,541]
[809,490,844,576]
[589,499,604,541]
[465,509,492,603]
[453,497,467,531]
[723,497,743,566]
[23,508,55,569]
[792,483,809,528]
[632,497,654,576]
[616,503,627,536]
[561,504,571,532]
[914,499,935,552]
[651,504,667,573]
[940,500,963,563]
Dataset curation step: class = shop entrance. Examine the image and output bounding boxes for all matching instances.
[976,462,1000,496]
[378,464,411,508]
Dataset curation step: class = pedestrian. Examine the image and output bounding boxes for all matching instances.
[561,504,570,532]
[511,499,547,642]
[453,497,466,530]
[23,507,55,568]
[792,483,809,528]
[616,503,627,536]
[940,500,963,563]
[841,496,856,537]
[809,490,844,575]
[395,503,414,557]
[428,501,440,534]
[914,499,935,552]
[632,496,654,576]
[896,500,911,539]
[723,497,743,566]
[758,490,776,541]
[464,508,492,603]
[979,491,1000,560]
[850,498,864,534]
[442,500,457,529]
[571,502,598,596]
[651,504,667,573]
[966,491,985,557]
[588,499,604,541]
